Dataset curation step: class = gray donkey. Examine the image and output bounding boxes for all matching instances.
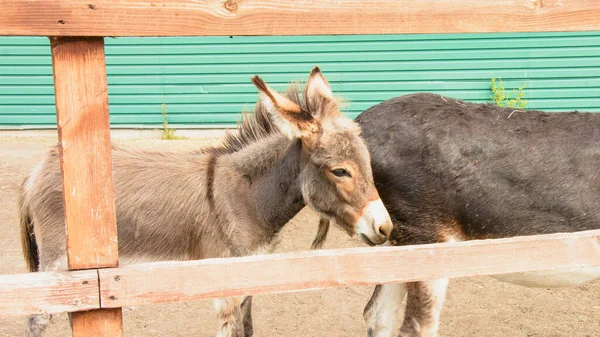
[19,67,393,337]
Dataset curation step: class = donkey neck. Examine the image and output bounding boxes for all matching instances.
[227,134,306,233]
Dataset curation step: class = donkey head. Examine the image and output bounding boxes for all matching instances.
[251,67,392,245]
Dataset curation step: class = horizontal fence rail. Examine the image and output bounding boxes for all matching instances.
[2,0,600,37]
[0,270,99,317]
[1,229,599,317]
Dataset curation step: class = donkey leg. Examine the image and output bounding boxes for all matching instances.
[25,255,67,337]
[364,283,407,337]
[25,314,52,337]
[214,297,246,337]
[399,279,449,337]
[240,296,253,337]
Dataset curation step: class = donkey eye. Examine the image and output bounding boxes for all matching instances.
[331,168,351,178]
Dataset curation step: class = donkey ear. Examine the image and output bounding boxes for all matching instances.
[306,66,334,100]
[251,75,319,140]
[305,66,338,120]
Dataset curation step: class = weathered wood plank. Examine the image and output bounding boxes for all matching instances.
[51,36,123,335]
[2,0,600,37]
[99,229,600,308]
[51,37,118,271]
[0,270,99,318]
[71,308,123,337]
[0,230,597,316]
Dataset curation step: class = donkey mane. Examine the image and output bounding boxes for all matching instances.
[203,80,345,157]
[203,84,304,156]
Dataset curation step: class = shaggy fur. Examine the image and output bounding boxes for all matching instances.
[357,93,600,337]
[19,67,391,337]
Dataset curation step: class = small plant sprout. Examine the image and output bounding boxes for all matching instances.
[491,77,528,109]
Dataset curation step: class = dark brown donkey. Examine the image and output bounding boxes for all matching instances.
[315,93,600,337]
[19,67,393,337]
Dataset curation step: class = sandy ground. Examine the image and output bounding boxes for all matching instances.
[0,136,598,337]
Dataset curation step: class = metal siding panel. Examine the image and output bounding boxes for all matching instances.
[0,33,599,128]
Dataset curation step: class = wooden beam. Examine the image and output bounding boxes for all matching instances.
[51,37,119,271]
[2,0,600,37]
[50,37,122,335]
[0,270,99,318]
[0,230,598,317]
[99,229,600,309]
[71,308,123,337]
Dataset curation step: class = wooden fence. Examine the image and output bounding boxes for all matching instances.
[1,1,600,336]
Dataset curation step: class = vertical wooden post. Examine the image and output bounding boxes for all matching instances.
[50,37,123,336]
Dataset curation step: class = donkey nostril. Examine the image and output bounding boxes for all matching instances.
[378,224,391,238]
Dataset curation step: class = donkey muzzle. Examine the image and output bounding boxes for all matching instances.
[355,199,392,245]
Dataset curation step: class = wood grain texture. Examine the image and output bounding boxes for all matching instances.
[99,229,600,308]
[72,308,123,337]
[50,37,119,270]
[2,0,599,37]
[0,270,98,317]
[0,229,597,316]
[51,37,123,335]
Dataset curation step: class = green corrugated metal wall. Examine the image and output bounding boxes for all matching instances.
[1,32,599,129]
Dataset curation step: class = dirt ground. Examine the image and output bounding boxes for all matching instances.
[0,136,598,337]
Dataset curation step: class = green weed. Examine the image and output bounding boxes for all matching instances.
[491,78,528,109]
[161,104,187,140]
